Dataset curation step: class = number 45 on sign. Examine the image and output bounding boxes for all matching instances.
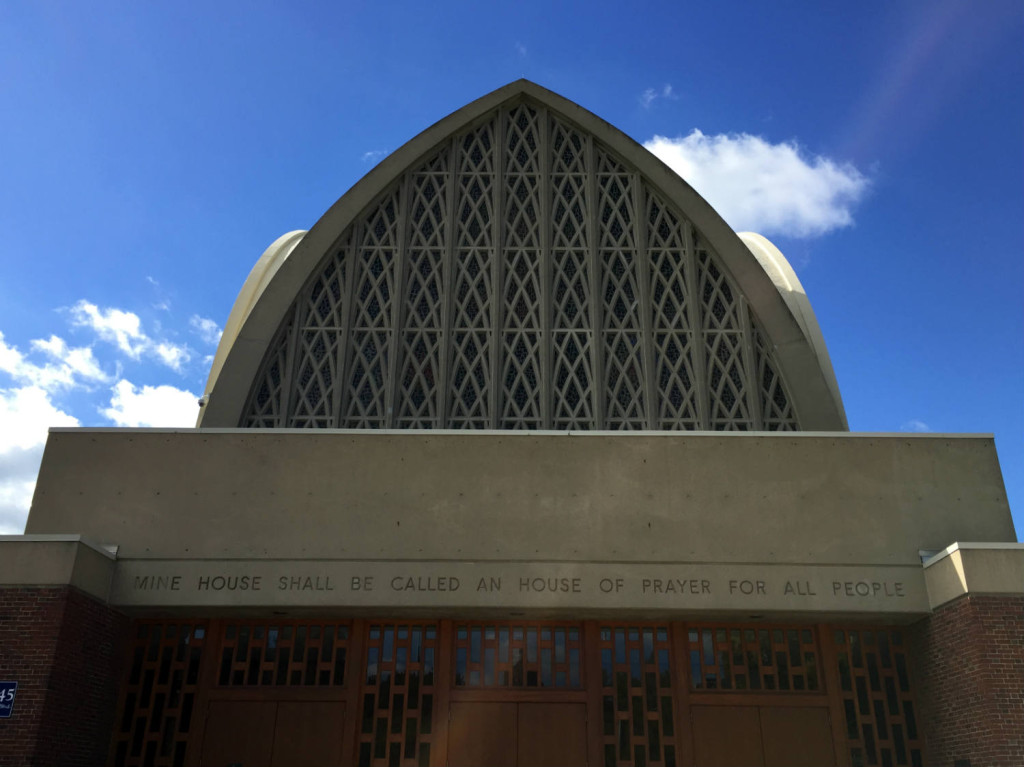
[0,681,17,718]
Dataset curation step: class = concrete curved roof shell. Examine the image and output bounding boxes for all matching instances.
[199,80,846,431]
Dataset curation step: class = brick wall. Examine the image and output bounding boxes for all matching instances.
[0,586,127,767]
[911,595,1024,767]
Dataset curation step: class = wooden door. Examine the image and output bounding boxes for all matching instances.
[690,706,765,767]
[760,707,835,767]
[446,702,586,766]
[447,702,517,766]
[517,703,587,767]
[200,701,277,767]
[270,702,347,767]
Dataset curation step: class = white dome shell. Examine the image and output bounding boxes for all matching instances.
[738,232,846,429]
[200,229,306,422]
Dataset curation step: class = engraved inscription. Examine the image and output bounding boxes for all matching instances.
[117,561,922,614]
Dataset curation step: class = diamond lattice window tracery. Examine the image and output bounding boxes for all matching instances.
[241,100,799,431]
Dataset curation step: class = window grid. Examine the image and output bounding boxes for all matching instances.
[291,252,345,428]
[110,622,207,767]
[242,99,799,432]
[753,323,797,430]
[343,193,402,428]
[453,623,582,689]
[688,626,821,692]
[835,629,924,767]
[243,312,295,427]
[359,623,439,767]
[216,621,350,687]
[396,159,448,428]
[598,626,678,767]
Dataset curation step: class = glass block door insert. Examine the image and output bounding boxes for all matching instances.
[110,622,207,767]
[835,629,924,767]
[359,624,438,767]
[598,626,678,767]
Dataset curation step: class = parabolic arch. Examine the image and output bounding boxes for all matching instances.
[199,80,846,432]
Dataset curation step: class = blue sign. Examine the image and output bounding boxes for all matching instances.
[0,681,17,718]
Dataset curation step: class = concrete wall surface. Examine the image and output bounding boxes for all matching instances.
[25,430,1015,567]
[924,542,1024,608]
[0,536,114,600]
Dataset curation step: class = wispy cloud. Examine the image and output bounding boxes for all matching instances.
[0,331,109,391]
[644,131,869,238]
[69,301,148,357]
[901,419,931,433]
[515,42,527,57]
[69,300,191,372]
[146,275,172,311]
[189,315,222,346]
[361,149,388,163]
[102,379,199,427]
[640,84,678,109]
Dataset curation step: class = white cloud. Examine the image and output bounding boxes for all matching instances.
[0,330,102,531]
[0,331,108,391]
[644,131,869,238]
[102,379,199,427]
[515,42,527,57]
[0,385,79,533]
[361,149,388,163]
[69,299,192,372]
[640,84,678,109]
[190,315,223,346]
[31,335,108,383]
[0,474,37,534]
[153,342,190,372]
[0,386,79,452]
[70,300,148,357]
[901,419,931,433]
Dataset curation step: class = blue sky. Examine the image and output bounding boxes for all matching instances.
[1,0,1021,535]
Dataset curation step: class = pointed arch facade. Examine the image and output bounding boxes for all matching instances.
[200,82,845,431]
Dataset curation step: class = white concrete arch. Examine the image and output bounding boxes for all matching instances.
[199,80,846,430]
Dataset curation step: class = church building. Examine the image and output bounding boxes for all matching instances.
[1,81,1021,767]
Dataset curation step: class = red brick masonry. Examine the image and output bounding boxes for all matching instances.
[911,595,1024,767]
[0,587,126,767]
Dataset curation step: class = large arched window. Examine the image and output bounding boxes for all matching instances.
[199,82,845,432]
[241,101,795,431]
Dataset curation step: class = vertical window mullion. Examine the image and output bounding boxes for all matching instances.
[738,297,763,430]
[633,180,657,429]
[681,222,708,429]
[437,138,459,428]
[586,134,603,428]
[385,174,413,428]
[490,110,506,429]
